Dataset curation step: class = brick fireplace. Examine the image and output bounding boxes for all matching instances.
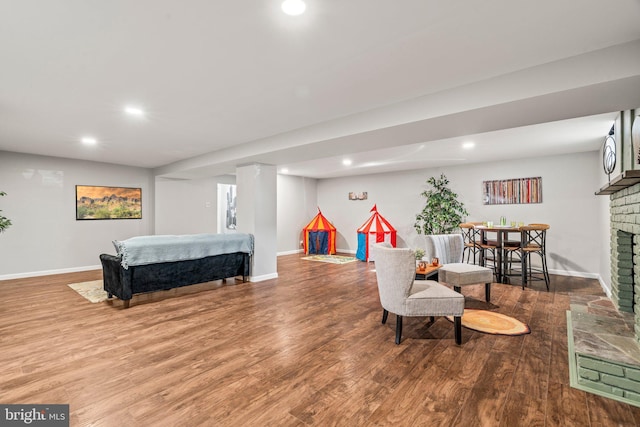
[567,173,640,407]
[611,229,634,315]
[610,182,640,338]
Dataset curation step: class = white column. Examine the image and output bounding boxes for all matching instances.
[236,163,278,281]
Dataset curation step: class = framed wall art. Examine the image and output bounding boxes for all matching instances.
[217,183,237,233]
[348,192,368,200]
[76,185,142,220]
[482,177,542,205]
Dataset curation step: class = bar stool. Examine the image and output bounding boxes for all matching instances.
[522,224,550,290]
[504,224,550,290]
[503,228,524,287]
[460,223,482,264]
[474,225,499,279]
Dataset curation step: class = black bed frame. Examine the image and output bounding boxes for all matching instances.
[99,252,250,308]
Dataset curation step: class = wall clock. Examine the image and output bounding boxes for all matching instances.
[603,134,616,176]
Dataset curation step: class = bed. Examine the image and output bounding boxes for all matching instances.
[100,233,253,308]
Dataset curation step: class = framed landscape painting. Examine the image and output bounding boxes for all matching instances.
[76,185,142,220]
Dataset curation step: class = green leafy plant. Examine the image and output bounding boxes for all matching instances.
[414,248,425,260]
[414,174,468,235]
[0,191,12,233]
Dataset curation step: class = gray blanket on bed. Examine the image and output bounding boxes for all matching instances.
[113,233,254,269]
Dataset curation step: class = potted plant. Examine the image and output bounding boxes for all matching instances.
[414,248,428,272]
[414,174,468,235]
[0,191,11,233]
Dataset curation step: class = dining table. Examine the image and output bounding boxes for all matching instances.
[474,224,522,284]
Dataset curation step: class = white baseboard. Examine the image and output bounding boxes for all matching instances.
[548,268,598,279]
[249,272,278,282]
[0,264,102,281]
[277,249,303,256]
[547,269,611,297]
[278,249,357,256]
[337,248,357,255]
[1,263,281,283]
[598,276,612,298]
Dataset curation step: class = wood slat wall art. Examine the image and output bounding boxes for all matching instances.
[482,176,542,205]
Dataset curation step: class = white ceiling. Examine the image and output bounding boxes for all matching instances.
[1,0,640,179]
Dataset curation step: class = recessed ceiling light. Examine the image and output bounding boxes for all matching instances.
[124,106,145,117]
[81,137,97,145]
[462,141,475,149]
[280,168,289,174]
[342,159,352,166]
[281,0,306,16]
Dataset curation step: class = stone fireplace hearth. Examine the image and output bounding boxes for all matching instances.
[568,174,640,406]
[568,295,640,406]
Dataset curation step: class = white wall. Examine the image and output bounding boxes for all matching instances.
[0,149,609,282]
[316,151,605,278]
[155,175,235,235]
[236,164,278,280]
[155,173,318,256]
[0,151,154,278]
[277,174,318,254]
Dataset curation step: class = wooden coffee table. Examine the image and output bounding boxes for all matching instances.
[415,263,442,280]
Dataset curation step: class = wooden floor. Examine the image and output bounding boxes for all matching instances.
[1,254,640,426]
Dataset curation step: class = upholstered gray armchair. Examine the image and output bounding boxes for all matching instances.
[371,243,464,345]
[424,233,464,264]
[425,234,494,302]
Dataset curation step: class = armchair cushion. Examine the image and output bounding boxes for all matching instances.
[438,262,494,302]
[439,263,493,286]
[406,280,464,317]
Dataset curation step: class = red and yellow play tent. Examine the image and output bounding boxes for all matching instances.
[356,204,397,261]
[303,208,337,255]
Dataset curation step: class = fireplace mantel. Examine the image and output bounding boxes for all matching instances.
[596,170,640,195]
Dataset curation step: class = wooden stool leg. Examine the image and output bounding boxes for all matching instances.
[395,315,403,345]
[454,316,462,345]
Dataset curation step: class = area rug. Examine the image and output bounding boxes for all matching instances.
[68,280,108,303]
[302,255,357,264]
[447,309,530,336]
